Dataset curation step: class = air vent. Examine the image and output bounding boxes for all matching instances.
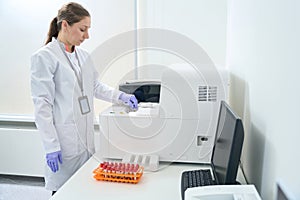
[198,86,217,102]
[198,86,208,101]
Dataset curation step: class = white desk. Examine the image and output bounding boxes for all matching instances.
[50,152,245,200]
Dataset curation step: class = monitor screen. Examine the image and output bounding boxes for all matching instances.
[211,101,244,184]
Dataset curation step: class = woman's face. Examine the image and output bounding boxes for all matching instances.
[65,16,91,46]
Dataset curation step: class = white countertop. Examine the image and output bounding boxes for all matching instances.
[50,152,214,200]
[50,152,246,200]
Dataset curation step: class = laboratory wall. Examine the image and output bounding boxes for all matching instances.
[227,0,300,199]
[137,0,228,79]
[0,0,136,116]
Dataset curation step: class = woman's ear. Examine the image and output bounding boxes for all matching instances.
[61,20,69,32]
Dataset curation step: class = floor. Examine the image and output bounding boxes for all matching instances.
[0,175,51,200]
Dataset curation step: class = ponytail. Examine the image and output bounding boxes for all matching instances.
[45,17,59,45]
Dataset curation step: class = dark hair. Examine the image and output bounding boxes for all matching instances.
[45,2,90,45]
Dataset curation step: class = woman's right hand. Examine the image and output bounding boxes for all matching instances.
[46,151,63,172]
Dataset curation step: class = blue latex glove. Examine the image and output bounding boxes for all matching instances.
[119,93,138,109]
[46,151,62,173]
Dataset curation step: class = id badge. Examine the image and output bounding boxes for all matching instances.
[78,96,91,115]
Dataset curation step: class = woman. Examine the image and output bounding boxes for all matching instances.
[30,2,138,194]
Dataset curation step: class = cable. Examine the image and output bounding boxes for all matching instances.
[239,160,249,184]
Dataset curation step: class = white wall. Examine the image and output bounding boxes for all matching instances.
[227,0,300,199]
[137,0,228,79]
[0,0,135,115]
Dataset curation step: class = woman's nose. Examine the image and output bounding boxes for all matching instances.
[84,31,89,39]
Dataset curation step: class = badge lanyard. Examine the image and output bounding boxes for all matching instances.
[58,41,91,115]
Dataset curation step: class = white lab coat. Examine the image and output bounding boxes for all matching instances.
[30,38,122,191]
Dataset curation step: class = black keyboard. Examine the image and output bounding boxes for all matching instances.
[181,169,216,200]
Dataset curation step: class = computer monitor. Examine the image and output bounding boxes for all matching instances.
[211,100,244,184]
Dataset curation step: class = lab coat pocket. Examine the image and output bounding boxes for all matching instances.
[56,124,79,158]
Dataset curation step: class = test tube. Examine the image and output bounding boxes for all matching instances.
[130,164,134,180]
[103,164,107,178]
